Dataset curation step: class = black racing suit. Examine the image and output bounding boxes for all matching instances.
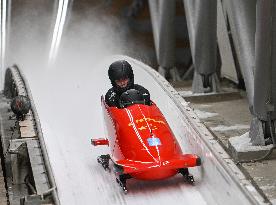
[105,84,150,107]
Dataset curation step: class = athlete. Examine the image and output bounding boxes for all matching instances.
[99,60,151,170]
[105,60,150,108]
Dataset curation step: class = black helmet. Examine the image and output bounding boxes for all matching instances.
[119,89,145,108]
[108,60,134,94]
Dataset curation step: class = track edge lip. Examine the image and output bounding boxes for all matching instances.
[5,65,61,205]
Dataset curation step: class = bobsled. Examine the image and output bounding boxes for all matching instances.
[91,89,201,193]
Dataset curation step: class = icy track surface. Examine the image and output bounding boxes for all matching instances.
[23,56,208,205]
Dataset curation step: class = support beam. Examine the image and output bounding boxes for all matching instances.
[224,0,256,108]
[250,0,276,145]
[217,0,238,83]
[183,0,219,93]
[149,0,179,80]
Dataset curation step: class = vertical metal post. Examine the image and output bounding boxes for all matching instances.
[217,0,238,83]
[250,0,276,145]
[224,0,256,107]
[149,0,179,80]
[183,0,219,93]
[148,0,160,60]
[158,0,176,79]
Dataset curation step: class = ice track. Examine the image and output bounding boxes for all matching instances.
[19,56,264,205]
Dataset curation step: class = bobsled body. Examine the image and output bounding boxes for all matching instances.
[100,96,200,180]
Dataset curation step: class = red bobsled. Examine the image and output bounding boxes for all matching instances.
[92,90,201,193]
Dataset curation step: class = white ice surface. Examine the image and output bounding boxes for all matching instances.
[210,124,250,132]
[22,57,208,205]
[194,109,218,119]
[229,132,273,152]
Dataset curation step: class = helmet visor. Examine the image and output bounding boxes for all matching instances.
[115,78,130,88]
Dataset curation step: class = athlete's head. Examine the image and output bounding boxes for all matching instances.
[108,60,134,94]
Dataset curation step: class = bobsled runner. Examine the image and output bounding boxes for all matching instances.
[91,89,201,193]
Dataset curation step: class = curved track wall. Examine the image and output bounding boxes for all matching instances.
[9,56,267,205]
[4,65,60,205]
